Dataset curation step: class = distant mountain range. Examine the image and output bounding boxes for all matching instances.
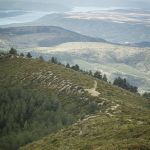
[0,26,106,48]
[127,42,150,48]
[2,9,150,44]
[33,10,150,44]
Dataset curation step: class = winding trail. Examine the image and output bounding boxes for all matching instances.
[85,80,100,97]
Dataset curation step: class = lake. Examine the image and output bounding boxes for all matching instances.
[0,10,55,25]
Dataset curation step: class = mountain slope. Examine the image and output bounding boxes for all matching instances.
[21,112,150,150]
[0,56,98,150]
[22,42,150,93]
[0,26,106,48]
[0,56,149,150]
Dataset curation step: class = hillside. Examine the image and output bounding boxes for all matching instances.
[0,26,106,48]
[19,42,150,93]
[0,26,149,93]
[0,56,150,150]
[21,112,150,150]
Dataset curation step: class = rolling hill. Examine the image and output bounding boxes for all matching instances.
[0,26,106,48]
[0,55,150,150]
[16,42,150,93]
[0,25,149,93]
[2,9,150,44]
[0,24,149,93]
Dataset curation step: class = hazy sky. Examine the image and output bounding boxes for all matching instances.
[0,0,150,11]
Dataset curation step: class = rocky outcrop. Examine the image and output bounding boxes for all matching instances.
[21,70,85,95]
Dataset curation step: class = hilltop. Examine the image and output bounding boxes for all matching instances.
[0,56,150,150]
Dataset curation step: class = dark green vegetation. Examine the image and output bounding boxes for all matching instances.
[143,92,150,100]
[9,47,17,55]
[0,86,101,150]
[26,52,32,58]
[0,54,150,150]
[113,77,138,93]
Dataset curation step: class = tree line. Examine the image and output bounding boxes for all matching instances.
[49,56,139,94]
[50,56,109,82]
[9,47,32,58]
[3,47,150,96]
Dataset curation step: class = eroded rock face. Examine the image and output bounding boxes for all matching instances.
[21,70,85,95]
[18,70,121,116]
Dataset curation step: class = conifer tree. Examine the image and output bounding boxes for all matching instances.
[26,52,32,58]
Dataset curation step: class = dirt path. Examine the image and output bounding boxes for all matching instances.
[85,80,100,97]
[93,80,97,90]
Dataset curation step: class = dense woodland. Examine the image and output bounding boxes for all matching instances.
[0,86,101,150]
